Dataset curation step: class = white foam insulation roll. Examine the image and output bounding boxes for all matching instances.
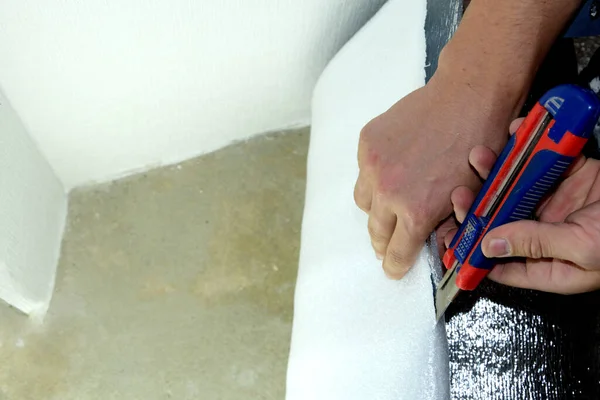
[286,0,449,398]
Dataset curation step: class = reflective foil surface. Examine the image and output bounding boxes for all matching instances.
[442,37,600,400]
[446,281,600,400]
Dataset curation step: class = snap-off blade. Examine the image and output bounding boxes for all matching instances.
[435,261,461,321]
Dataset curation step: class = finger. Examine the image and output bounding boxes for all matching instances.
[563,154,586,178]
[585,161,600,206]
[487,261,533,290]
[354,172,372,212]
[488,260,600,295]
[383,225,427,279]
[534,194,554,220]
[509,118,525,135]
[435,217,456,258]
[368,199,397,259]
[482,220,591,266]
[444,228,458,248]
[464,118,522,184]
[383,205,445,279]
[451,186,475,223]
[537,158,597,222]
[469,145,497,179]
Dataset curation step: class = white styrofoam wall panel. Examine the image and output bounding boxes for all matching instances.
[0,88,67,316]
[0,0,387,189]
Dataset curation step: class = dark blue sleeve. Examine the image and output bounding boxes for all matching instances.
[564,0,600,37]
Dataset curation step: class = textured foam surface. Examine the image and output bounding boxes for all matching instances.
[285,1,449,399]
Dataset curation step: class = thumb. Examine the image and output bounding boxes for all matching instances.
[482,220,585,263]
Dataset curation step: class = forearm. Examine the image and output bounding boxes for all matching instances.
[435,0,582,121]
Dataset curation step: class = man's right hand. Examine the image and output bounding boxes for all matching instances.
[354,70,513,279]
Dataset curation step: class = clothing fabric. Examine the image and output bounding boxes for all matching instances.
[565,0,600,38]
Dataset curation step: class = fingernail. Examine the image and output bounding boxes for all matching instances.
[384,268,402,280]
[487,238,510,257]
[376,253,384,260]
[383,263,409,280]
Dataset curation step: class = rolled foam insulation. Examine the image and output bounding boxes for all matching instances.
[286,1,450,399]
[0,88,67,317]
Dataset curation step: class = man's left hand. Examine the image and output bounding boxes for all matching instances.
[447,119,600,294]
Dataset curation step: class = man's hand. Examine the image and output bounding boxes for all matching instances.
[353,0,581,279]
[448,119,600,294]
[355,72,511,278]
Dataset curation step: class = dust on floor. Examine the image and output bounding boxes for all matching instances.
[0,128,309,400]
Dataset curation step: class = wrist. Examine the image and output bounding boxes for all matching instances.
[434,43,530,121]
[431,0,582,124]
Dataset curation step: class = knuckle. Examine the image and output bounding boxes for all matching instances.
[401,204,429,235]
[368,224,389,244]
[383,249,411,277]
[359,118,381,142]
[387,249,408,266]
[359,123,373,142]
[353,186,360,205]
[375,168,406,197]
[358,125,380,167]
[524,234,545,259]
[354,186,368,211]
[372,243,388,255]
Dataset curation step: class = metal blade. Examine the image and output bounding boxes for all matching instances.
[435,260,461,321]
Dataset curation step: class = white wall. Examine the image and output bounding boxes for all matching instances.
[0,88,67,317]
[0,0,387,189]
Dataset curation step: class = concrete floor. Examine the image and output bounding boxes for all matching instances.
[0,128,309,400]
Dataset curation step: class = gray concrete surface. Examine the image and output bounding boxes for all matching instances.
[0,128,309,400]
